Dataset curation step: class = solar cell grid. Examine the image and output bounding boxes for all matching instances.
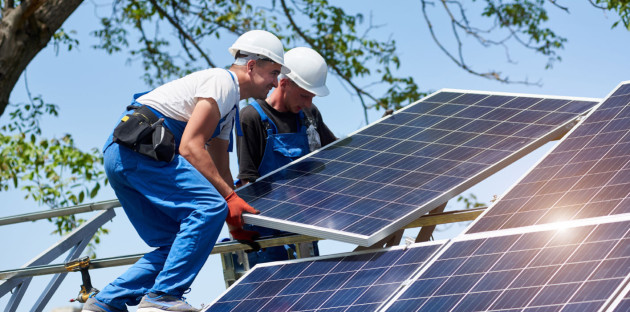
[383,219,630,312]
[205,242,444,312]
[467,82,630,234]
[610,283,630,312]
[240,89,598,246]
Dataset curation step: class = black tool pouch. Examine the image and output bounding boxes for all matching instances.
[113,105,176,162]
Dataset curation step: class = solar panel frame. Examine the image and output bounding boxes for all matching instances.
[379,214,630,312]
[239,89,600,246]
[607,279,630,311]
[203,240,447,312]
[465,81,630,235]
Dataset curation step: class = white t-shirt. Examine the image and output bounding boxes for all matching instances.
[137,68,240,140]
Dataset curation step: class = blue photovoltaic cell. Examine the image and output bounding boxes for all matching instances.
[468,82,630,234]
[204,242,443,312]
[239,89,598,246]
[611,290,630,312]
[385,219,630,312]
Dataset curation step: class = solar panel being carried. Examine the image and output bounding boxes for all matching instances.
[467,81,630,234]
[204,241,444,312]
[238,89,599,246]
[382,218,630,312]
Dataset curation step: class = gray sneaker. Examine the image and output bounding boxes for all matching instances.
[137,293,199,312]
[82,296,128,312]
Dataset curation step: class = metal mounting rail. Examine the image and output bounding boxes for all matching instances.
[0,209,116,312]
[0,233,320,280]
[0,207,485,281]
[0,199,120,226]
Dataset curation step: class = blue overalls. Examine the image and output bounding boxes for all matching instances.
[97,85,240,309]
[240,101,319,267]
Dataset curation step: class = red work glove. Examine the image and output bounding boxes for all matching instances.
[225,191,260,228]
[230,228,261,252]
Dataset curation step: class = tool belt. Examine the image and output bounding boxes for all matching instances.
[113,105,175,162]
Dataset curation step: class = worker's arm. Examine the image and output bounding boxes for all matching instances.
[206,138,234,188]
[180,97,259,229]
[179,97,233,197]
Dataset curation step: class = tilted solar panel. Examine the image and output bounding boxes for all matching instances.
[382,218,630,312]
[467,81,630,234]
[610,283,630,312]
[239,89,599,246]
[204,242,444,312]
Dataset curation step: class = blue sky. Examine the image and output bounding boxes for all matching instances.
[1,1,629,310]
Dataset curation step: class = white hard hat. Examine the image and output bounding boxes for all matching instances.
[284,47,329,97]
[229,30,290,74]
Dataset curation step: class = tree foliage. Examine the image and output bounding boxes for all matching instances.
[1,0,629,242]
[90,0,424,122]
[0,88,108,253]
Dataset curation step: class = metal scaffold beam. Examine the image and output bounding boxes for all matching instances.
[0,206,485,281]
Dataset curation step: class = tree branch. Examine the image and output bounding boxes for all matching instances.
[420,0,540,85]
[147,0,215,68]
[0,0,84,116]
[136,21,164,84]
[280,0,378,123]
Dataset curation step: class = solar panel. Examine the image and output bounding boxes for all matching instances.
[239,89,599,246]
[382,217,630,312]
[467,81,630,234]
[610,282,630,312]
[204,241,444,312]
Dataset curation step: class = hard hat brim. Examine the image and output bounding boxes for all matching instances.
[309,85,330,97]
[287,73,329,97]
[228,46,290,74]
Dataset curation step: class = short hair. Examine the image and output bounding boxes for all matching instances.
[234,51,275,64]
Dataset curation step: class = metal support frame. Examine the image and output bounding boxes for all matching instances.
[295,241,316,259]
[219,234,321,287]
[222,206,486,283]
[0,203,486,303]
[415,202,447,243]
[353,229,404,252]
[0,209,115,312]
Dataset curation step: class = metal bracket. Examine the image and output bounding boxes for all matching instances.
[0,209,115,312]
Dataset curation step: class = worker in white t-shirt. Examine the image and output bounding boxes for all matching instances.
[83,30,289,312]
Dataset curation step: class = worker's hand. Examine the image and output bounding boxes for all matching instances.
[225,191,260,228]
[230,228,261,252]
[230,228,260,241]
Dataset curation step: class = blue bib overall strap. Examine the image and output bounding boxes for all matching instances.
[250,101,310,177]
[210,69,242,152]
[210,104,241,152]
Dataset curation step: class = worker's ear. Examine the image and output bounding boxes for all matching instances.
[246,59,256,72]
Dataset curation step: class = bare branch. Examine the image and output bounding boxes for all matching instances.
[549,0,570,11]
[147,0,215,68]
[420,0,541,85]
[136,21,164,84]
[588,0,607,9]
